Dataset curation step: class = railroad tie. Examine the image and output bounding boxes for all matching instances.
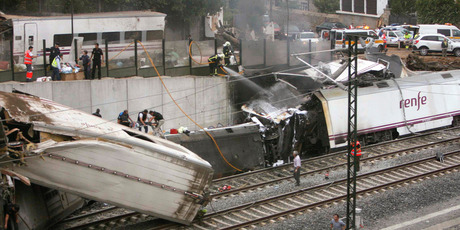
[232,212,252,221]
[260,204,281,213]
[278,200,298,209]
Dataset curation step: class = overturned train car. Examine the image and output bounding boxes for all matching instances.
[301,70,460,152]
[0,91,213,225]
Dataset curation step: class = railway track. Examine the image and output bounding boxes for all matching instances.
[52,206,147,230]
[153,149,460,230]
[210,126,460,199]
[53,126,460,229]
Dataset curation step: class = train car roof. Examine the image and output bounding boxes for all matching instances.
[4,11,166,21]
[318,70,460,100]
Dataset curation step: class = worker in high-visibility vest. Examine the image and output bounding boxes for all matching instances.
[350,140,362,171]
[51,53,63,81]
[24,46,38,82]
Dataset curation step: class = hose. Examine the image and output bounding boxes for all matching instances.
[138,41,242,172]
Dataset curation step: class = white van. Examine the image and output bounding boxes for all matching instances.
[418,24,460,40]
[329,29,384,50]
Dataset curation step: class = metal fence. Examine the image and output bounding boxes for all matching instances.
[1,37,333,82]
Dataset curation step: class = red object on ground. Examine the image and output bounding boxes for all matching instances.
[170,129,178,134]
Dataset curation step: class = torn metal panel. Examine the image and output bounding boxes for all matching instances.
[166,123,265,178]
[0,91,213,225]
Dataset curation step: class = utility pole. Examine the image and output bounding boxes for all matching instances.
[346,34,359,230]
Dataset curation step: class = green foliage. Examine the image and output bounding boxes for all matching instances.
[2,0,224,23]
[416,0,460,24]
[389,0,416,15]
[313,0,340,14]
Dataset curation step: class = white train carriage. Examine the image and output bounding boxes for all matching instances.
[313,70,460,149]
[2,11,165,65]
[0,91,213,225]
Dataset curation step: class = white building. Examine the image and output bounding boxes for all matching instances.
[337,0,388,18]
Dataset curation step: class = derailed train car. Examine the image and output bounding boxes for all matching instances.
[0,90,213,225]
[301,70,460,152]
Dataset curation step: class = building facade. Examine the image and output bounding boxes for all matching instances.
[337,0,388,17]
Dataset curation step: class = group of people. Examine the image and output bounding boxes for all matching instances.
[117,109,164,137]
[23,42,104,81]
[207,41,234,76]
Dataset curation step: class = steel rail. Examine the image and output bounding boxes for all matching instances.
[151,150,460,230]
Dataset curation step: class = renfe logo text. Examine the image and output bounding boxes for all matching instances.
[400,92,427,111]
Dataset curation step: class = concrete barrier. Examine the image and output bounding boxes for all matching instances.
[0,76,230,132]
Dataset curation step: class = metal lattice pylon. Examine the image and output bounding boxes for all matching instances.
[346,35,359,230]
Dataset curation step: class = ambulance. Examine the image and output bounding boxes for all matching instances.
[418,24,460,40]
[327,29,384,51]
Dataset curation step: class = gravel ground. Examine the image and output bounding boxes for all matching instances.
[257,144,460,230]
[97,142,460,230]
[206,143,460,213]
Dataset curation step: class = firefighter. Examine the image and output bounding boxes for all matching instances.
[24,46,38,82]
[208,53,224,76]
[223,41,233,66]
[350,140,362,171]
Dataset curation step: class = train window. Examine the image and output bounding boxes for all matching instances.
[441,73,453,79]
[125,31,142,41]
[437,29,450,36]
[54,34,73,46]
[146,30,163,41]
[15,36,21,41]
[78,33,97,43]
[102,32,120,43]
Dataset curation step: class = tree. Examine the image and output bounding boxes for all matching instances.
[313,0,339,14]
[389,0,416,16]
[416,0,460,24]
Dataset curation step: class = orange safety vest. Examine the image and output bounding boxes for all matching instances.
[351,141,362,156]
[382,34,387,43]
[24,50,33,64]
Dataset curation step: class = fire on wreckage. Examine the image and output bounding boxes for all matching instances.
[240,62,460,166]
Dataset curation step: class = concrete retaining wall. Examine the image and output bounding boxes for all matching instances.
[0,76,231,132]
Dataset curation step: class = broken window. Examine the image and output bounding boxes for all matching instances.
[123,129,155,143]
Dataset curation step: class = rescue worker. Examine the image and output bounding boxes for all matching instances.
[381,33,387,53]
[90,43,104,80]
[293,150,301,186]
[404,32,412,49]
[349,23,354,29]
[208,53,224,76]
[24,46,38,82]
[350,140,362,171]
[47,42,60,69]
[148,110,164,137]
[442,38,449,57]
[51,53,63,81]
[118,110,133,127]
[137,109,148,133]
[92,108,102,118]
[223,41,233,66]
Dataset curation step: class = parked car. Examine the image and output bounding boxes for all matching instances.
[315,22,346,34]
[283,25,301,40]
[385,30,406,47]
[413,34,460,56]
[296,32,319,44]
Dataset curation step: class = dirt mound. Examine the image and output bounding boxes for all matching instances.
[404,53,460,71]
